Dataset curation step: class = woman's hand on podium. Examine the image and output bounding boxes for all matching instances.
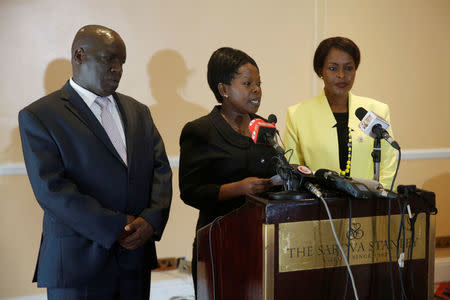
[218,177,273,201]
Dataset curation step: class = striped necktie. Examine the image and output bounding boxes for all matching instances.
[95,96,127,165]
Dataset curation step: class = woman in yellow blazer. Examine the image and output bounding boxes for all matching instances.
[284,37,397,189]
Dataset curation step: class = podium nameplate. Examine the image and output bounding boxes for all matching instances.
[278,214,426,272]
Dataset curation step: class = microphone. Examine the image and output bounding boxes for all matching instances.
[355,107,400,150]
[315,169,373,199]
[248,118,276,146]
[249,115,313,192]
[352,177,398,199]
[268,114,277,124]
[315,169,398,199]
[248,116,285,157]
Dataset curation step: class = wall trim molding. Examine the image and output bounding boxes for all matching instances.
[168,156,179,169]
[0,163,27,175]
[0,157,180,176]
[401,148,450,160]
[1,148,450,176]
[435,257,450,283]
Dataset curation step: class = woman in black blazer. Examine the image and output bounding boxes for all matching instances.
[179,47,277,293]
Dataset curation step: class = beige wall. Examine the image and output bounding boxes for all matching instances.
[0,0,449,298]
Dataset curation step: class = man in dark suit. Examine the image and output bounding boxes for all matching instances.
[18,24,172,299]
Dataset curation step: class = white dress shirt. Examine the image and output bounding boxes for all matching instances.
[69,78,127,147]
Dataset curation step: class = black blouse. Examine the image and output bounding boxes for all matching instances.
[333,112,349,172]
[179,105,278,230]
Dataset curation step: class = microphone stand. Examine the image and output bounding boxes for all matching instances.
[267,133,306,200]
[371,136,381,182]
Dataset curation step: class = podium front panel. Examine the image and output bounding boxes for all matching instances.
[277,214,426,272]
[197,191,436,300]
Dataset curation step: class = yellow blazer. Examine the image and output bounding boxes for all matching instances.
[284,91,398,189]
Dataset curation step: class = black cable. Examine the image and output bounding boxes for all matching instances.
[285,148,294,163]
[272,156,289,191]
[272,147,297,191]
[402,201,408,299]
[387,148,401,300]
[208,216,222,300]
[389,149,401,192]
[387,198,396,300]
[305,184,359,300]
[407,213,418,292]
[343,197,352,300]
[277,131,289,156]
[398,266,407,300]
[395,200,408,300]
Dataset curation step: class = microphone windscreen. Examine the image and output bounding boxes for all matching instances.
[268,114,277,124]
[248,118,276,145]
[355,107,367,121]
[248,118,261,133]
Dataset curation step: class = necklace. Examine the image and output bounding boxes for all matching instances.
[340,129,352,176]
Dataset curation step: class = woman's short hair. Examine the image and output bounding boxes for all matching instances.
[207,47,259,102]
[313,37,360,77]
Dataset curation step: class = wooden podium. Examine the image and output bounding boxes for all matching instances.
[197,190,436,299]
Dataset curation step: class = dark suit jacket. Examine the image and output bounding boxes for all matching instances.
[179,105,277,231]
[19,81,172,288]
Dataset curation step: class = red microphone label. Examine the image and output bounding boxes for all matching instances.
[248,118,276,145]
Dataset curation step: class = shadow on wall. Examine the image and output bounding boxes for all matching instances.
[422,172,450,237]
[44,58,72,94]
[0,127,22,163]
[147,49,208,156]
[0,58,72,164]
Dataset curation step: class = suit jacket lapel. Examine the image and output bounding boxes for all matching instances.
[316,92,340,170]
[348,92,362,133]
[61,82,127,166]
[316,92,338,129]
[348,92,368,165]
